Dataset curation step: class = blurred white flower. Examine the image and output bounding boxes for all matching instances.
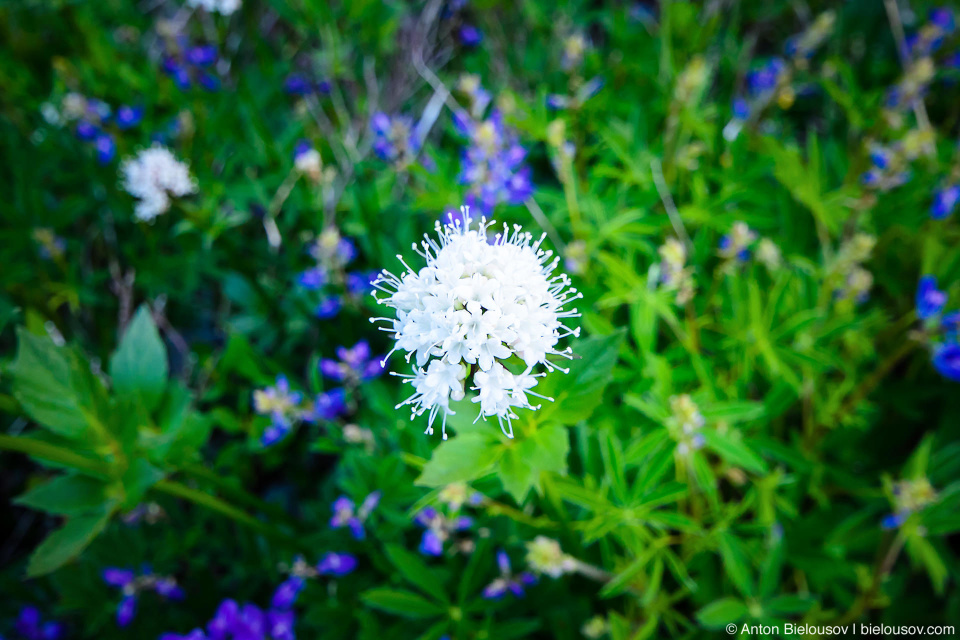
[186,0,241,16]
[373,207,581,439]
[120,145,196,222]
[525,536,577,578]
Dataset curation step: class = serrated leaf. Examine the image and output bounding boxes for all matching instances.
[538,331,625,424]
[10,329,94,440]
[27,508,112,577]
[110,306,168,412]
[361,587,446,618]
[16,474,111,516]
[415,434,501,487]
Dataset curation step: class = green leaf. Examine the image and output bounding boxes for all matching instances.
[15,474,111,515]
[766,594,815,615]
[385,544,449,603]
[498,448,536,503]
[415,434,501,487]
[538,331,625,424]
[696,597,747,628]
[121,459,165,509]
[10,329,95,440]
[360,588,447,618]
[109,306,168,412]
[702,430,767,474]
[26,508,112,577]
[718,532,755,597]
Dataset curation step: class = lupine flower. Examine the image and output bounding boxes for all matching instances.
[186,0,241,16]
[917,276,947,321]
[459,24,483,47]
[32,228,66,260]
[310,227,356,271]
[95,133,115,164]
[525,536,576,578]
[121,502,166,525]
[881,477,938,529]
[931,184,960,219]
[283,73,330,96]
[121,145,197,222]
[320,341,385,384]
[718,222,757,263]
[372,208,581,439]
[330,491,380,539]
[116,105,144,130]
[371,113,421,167]
[270,576,305,610]
[315,296,342,319]
[14,606,65,640]
[438,482,483,511]
[657,238,695,304]
[162,40,221,92]
[414,507,473,556]
[302,388,347,423]
[293,140,322,181]
[561,33,587,71]
[457,74,491,117]
[316,552,358,576]
[254,375,303,446]
[932,342,960,382]
[482,550,537,599]
[297,267,327,290]
[103,567,184,628]
[756,238,783,271]
[669,394,705,455]
[345,271,377,297]
[785,10,835,62]
[456,113,533,213]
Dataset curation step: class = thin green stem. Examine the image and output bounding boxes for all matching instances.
[152,479,306,551]
[0,434,110,477]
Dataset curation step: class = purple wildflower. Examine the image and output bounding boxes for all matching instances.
[317,552,358,576]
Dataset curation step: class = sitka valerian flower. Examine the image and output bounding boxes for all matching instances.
[372,208,581,438]
[103,567,184,628]
[330,491,380,539]
[293,140,322,181]
[482,550,537,599]
[186,0,241,16]
[121,145,197,222]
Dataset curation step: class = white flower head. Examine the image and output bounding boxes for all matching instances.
[120,145,197,222]
[186,0,241,16]
[372,207,581,440]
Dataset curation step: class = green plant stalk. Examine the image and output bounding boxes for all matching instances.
[180,463,303,531]
[152,479,306,552]
[0,434,110,477]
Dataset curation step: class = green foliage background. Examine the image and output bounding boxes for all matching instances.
[1,0,959,638]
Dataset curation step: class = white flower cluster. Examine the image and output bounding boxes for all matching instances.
[372,207,581,439]
[120,145,197,222]
[186,0,241,16]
